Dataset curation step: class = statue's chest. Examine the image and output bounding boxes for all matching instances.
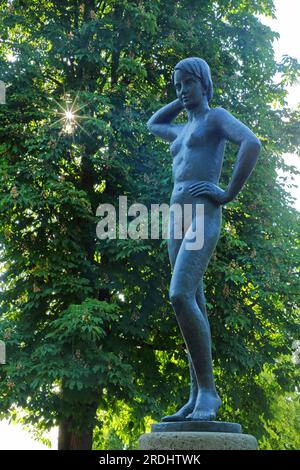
[170,127,209,158]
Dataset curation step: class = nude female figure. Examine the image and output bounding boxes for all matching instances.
[147,57,261,421]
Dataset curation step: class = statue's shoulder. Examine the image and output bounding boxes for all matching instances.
[207,107,236,134]
[208,107,232,123]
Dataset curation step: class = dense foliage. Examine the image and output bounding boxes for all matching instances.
[0,0,299,449]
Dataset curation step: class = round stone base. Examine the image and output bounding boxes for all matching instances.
[138,432,258,450]
[152,421,242,434]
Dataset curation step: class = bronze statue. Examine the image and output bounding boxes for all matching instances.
[147,57,261,421]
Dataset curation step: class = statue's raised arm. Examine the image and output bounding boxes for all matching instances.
[147,98,184,142]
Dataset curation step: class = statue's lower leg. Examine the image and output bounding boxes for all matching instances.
[169,291,221,421]
[162,279,222,422]
[161,352,198,422]
[187,282,221,420]
[162,283,221,422]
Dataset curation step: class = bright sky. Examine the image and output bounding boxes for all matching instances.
[262,0,300,107]
[0,419,57,450]
[0,0,299,450]
[261,0,300,211]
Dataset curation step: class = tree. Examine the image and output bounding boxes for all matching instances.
[0,0,299,449]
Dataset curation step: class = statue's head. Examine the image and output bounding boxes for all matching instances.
[172,57,213,108]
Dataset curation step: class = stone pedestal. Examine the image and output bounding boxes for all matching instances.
[138,421,258,450]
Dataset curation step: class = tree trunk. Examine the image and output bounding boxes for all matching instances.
[58,420,94,450]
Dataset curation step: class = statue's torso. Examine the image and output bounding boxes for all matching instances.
[169,109,226,210]
[170,109,226,185]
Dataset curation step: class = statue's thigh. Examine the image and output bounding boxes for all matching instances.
[167,208,184,269]
[171,209,222,295]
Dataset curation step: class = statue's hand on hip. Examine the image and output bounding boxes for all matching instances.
[188,181,231,205]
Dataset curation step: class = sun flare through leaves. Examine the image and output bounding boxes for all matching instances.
[50,92,92,138]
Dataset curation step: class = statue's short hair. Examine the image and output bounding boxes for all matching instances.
[172,57,213,103]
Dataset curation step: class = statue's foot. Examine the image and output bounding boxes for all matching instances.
[186,392,221,421]
[161,398,197,422]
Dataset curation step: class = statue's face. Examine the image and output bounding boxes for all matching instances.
[174,69,204,109]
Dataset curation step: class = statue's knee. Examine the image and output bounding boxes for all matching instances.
[169,289,189,309]
[196,288,206,305]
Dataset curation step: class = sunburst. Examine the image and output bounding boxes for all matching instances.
[49,91,93,139]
